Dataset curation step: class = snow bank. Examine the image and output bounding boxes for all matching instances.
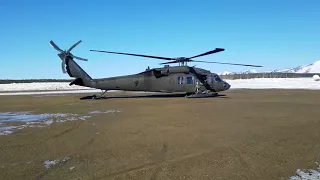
[0,82,93,92]
[0,82,103,95]
[0,89,102,96]
[227,78,320,90]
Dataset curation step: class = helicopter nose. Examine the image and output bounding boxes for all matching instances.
[223,81,230,90]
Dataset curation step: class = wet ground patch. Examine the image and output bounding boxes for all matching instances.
[0,112,91,135]
[0,109,122,136]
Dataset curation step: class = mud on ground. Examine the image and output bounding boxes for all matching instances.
[0,90,320,180]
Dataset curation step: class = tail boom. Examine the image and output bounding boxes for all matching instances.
[66,58,95,88]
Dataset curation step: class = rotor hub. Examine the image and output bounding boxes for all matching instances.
[175,57,190,62]
[50,40,88,73]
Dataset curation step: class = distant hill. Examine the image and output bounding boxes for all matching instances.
[273,60,320,73]
[219,60,320,75]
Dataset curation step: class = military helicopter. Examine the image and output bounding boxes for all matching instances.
[49,40,262,98]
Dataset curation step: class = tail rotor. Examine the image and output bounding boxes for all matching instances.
[49,40,88,73]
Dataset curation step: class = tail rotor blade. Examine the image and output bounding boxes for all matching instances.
[67,40,82,52]
[50,40,63,52]
[72,55,88,61]
[61,61,66,73]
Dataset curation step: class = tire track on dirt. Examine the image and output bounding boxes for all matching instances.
[45,121,84,140]
[149,143,168,180]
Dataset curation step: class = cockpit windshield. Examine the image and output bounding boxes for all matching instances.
[214,75,222,82]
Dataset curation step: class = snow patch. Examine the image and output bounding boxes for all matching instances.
[44,157,71,169]
[89,110,121,114]
[0,112,91,136]
[44,160,57,169]
[313,75,320,81]
[0,129,14,136]
[289,163,320,179]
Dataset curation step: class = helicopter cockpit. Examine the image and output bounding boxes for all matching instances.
[206,73,230,91]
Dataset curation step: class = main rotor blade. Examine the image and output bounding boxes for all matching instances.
[191,60,263,67]
[189,48,225,59]
[90,50,174,60]
[67,40,82,52]
[49,40,63,52]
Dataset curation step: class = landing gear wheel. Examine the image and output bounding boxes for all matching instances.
[91,90,107,100]
[91,95,100,99]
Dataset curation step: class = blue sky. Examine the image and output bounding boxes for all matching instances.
[1,0,320,79]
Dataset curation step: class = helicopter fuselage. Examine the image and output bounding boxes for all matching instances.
[86,65,231,93]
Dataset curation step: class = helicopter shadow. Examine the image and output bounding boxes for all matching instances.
[79,93,229,100]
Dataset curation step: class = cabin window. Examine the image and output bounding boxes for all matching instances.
[187,76,194,84]
[177,76,184,84]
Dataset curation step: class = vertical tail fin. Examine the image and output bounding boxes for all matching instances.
[66,58,93,87]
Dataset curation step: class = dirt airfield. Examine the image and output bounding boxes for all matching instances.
[0,89,320,180]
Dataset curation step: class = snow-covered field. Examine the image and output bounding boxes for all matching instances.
[0,82,93,91]
[0,78,319,96]
[0,82,102,95]
[227,78,320,90]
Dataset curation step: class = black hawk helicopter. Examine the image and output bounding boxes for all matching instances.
[49,40,262,98]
